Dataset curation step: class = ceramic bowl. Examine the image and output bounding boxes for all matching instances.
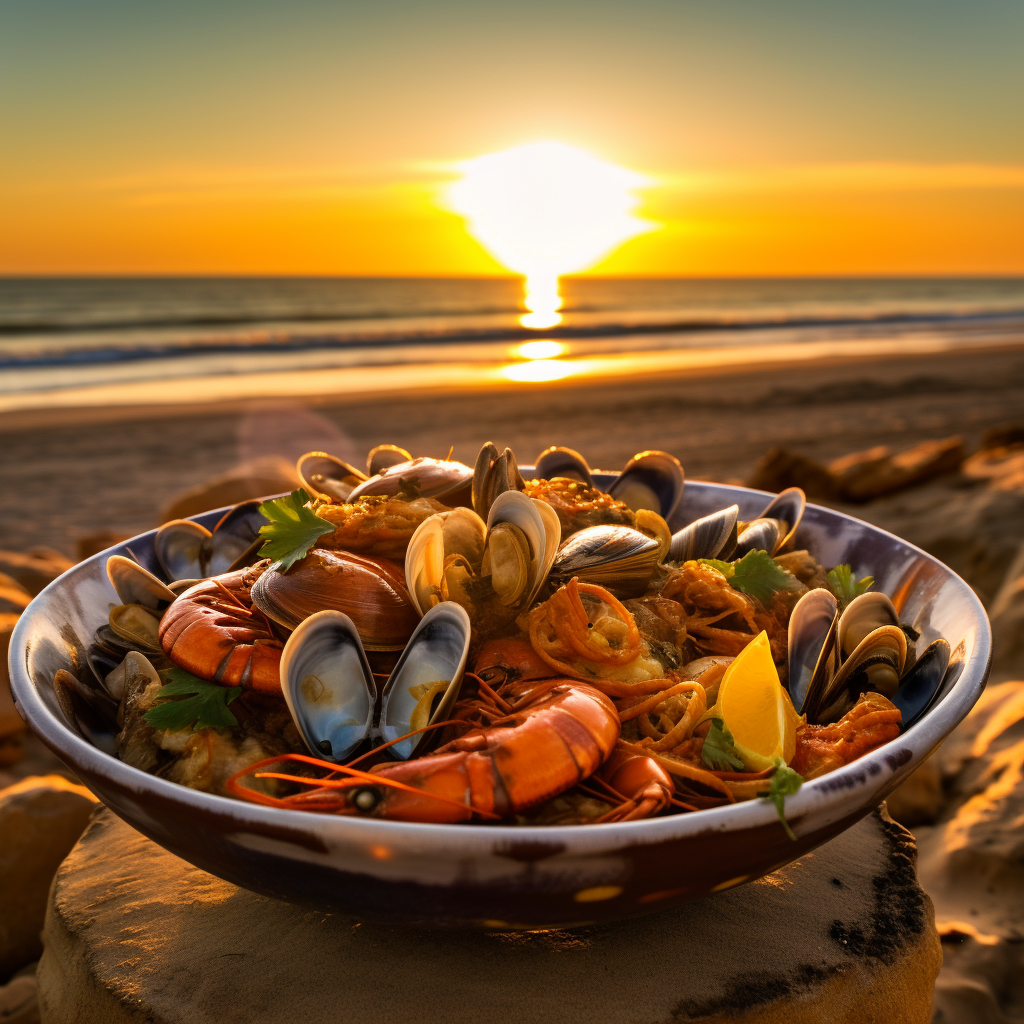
[8,479,991,929]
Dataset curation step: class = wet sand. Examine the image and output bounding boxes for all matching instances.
[1,341,1023,557]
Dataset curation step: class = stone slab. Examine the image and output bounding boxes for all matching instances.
[38,806,940,1024]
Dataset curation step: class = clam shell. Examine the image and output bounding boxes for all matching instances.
[109,604,162,655]
[367,444,411,477]
[348,457,474,506]
[669,505,739,562]
[838,592,900,659]
[487,490,559,605]
[251,550,419,650]
[549,524,662,596]
[297,452,367,503]
[280,610,376,762]
[533,446,594,486]
[893,638,950,729]
[104,650,161,705]
[758,488,806,553]
[787,588,839,715]
[405,508,488,616]
[154,520,211,581]
[733,518,783,559]
[380,602,472,760]
[106,555,176,611]
[608,451,686,532]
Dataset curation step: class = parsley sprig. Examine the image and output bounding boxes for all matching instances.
[700,550,799,606]
[257,488,334,571]
[827,564,874,612]
[764,762,804,841]
[701,719,745,771]
[144,668,242,733]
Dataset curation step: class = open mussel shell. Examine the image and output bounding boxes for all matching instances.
[251,549,420,650]
[608,451,686,532]
[54,669,119,755]
[348,456,474,507]
[366,444,411,477]
[533,446,594,486]
[837,592,901,659]
[155,520,210,581]
[486,490,560,606]
[733,518,783,559]
[549,524,662,597]
[380,602,471,760]
[758,488,806,553]
[281,610,376,763]
[109,604,163,655]
[208,501,268,575]
[297,451,367,503]
[893,639,951,729]
[106,555,176,611]
[669,505,739,562]
[787,588,839,715]
[813,623,909,723]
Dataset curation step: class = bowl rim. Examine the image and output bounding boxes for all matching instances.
[8,478,992,850]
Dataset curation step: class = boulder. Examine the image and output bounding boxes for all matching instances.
[37,806,941,1024]
[0,970,39,1024]
[745,447,837,499]
[0,776,97,978]
[980,423,1024,451]
[885,757,943,827]
[159,457,298,523]
[0,551,74,599]
[75,532,131,562]
[829,437,966,502]
[1,613,26,742]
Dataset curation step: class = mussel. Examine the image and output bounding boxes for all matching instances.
[734,488,806,558]
[549,524,663,597]
[281,602,472,762]
[607,451,686,532]
[297,451,367,503]
[473,442,526,518]
[668,505,739,562]
[366,444,411,477]
[533,446,593,486]
[251,551,420,650]
[787,586,943,728]
[155,500,267,581]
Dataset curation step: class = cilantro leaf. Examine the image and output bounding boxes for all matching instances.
[144,668,241,733]
[763,762,803,841]
[257,489,334,571]
[827,564,874,612]
[700,550,799,606]
[702,719,745,771]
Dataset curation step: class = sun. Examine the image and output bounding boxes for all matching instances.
[447,141,654,328]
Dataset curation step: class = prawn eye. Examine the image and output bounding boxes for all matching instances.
[352,787,381,813]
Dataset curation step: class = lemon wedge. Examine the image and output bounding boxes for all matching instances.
[711,631,799,771]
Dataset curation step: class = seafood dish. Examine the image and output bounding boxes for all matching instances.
[59,443,952,835]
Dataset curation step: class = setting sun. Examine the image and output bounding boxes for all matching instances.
[447,142,654,328]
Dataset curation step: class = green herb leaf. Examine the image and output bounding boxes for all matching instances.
[144,668,241,733]
[763,761,804,841]
[700,550,800,606]
[257,488,334,571]
[702,719,745,771]
[827,564,874,611]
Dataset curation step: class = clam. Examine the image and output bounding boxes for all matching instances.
[533,446,594,486]
[108,604,162,655]
[787,584,941,728]
[608,451,686,532]
[155,500,267,581]
[106,555,176,611]
[486,490,560,606]
[473,443,526,518]
[669,505,739,562]
[405,507,487,616]
[251,550,420,650]
[297,451,367,503]
[549,524,663,597]
[280,611,376,762]
[348,456,474,507]
[380,602,472,759]
[366,444,411,477]
[103,650,161,706]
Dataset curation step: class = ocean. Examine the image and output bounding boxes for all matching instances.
[1,276,1022,411]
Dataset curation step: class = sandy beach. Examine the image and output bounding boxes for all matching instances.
[1,338,1022,557]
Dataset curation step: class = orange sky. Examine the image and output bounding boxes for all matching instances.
[2,2,1022,276]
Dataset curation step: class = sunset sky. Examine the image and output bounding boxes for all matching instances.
[1,0,1022,277]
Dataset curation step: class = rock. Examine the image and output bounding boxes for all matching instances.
[829,437,966,502]
[0,972,39,1024]
[886,757,943,827]
[0,586,30,616]
[915,681,1024,1022]
[37,806,940,1024]
[0,776,97,978]
[75,532,131,562]
[745,447,837,499]
[0,551,74,599]
[961,447,1024,493]
[1,613,26,742]
[980,423,1024,451]
[989,543,1024,683]
[159,457,298,523]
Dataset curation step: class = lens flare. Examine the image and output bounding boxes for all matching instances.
[448,142,654,328]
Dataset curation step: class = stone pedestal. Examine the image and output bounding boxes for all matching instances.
[38,807,940,1024]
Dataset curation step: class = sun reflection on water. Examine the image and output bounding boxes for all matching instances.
[501,359,577,383]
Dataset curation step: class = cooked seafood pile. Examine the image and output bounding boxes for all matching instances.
[57,443,951,831]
